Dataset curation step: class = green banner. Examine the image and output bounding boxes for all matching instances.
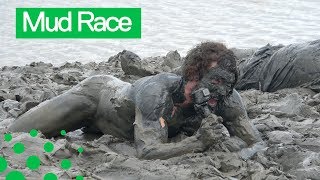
[16,8,141,38]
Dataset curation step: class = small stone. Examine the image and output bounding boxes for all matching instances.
[2,99,20,112]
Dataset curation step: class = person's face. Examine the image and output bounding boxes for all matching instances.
[197,66,235,107]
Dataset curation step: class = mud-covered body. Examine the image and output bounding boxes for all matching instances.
[9,73,259,159]
[237,39,320,92]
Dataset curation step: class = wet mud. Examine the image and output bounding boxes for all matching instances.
[1,46,320,179]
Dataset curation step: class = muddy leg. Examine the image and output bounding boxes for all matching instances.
[8,75,111,137]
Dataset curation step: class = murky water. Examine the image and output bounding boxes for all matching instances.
[0,0,320,67]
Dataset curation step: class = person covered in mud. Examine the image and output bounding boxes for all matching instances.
[8,42,261,159]
[236,39,320,92]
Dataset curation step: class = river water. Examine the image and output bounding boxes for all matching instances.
[1,0,320,66]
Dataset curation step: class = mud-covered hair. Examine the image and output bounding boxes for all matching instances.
[182,41,238,89]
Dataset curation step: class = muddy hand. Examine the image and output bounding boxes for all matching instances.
[196,114,229,148]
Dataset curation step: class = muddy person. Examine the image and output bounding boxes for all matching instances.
[8,42,261,159]
[236,39,320,92]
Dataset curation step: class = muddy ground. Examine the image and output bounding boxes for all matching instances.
[1,50,320,180]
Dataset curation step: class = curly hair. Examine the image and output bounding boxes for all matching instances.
[182,41,238,88]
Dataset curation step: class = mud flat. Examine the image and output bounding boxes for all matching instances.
[1,49,320,179]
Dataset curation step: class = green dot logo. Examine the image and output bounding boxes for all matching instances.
[76,175,84,180]
[43,142,54,153]
[26,155,41,170]
[0,156,8,173]
[29,129,38,137]
[78,147,84,153]
[60,130,67,136]
[13,142,25,154]
[60,159,72,170]
[43,172,58,180]
[4,133,12,142]
[5,170,25,180]
[2,129,82,179]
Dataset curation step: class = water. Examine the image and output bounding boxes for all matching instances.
[1,0,320,67]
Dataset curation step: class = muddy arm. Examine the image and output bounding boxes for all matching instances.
[219,89,262,145]
[134,104,227,160]
[137,135,204,160]
[134,107,205,160]
[133,82,205,159]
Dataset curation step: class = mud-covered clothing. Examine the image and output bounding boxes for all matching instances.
[129,73,183,146]
[237,39,320,92]
[131,73,259,148]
